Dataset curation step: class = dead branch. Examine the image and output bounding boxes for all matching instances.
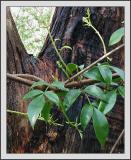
[110,129,124,153]
[13,73,43,81]
[65,44,124,84]
[7,73,34,86]
[7,73,118,90]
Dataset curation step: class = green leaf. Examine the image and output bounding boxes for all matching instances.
[83,67,103,81]
[41,101,51,121]
[98,101,106,112]
[63,89,81,111]
[109,66,124,80]
[44,91,59,106]
[110,82,119,86]
[27,95,45,129]
[31,80,50,89]
[84,85,106,101]
[56,91,67,98]
[51,80,69,91]
[91,101,99,107]
[59,45,72,52]
[66,63,78,74]
[112,77,122,83]
[80,104,93,130]
[118,86,124,98]
[109,27,124,46]
[98,90,117,114]
[93,108,109,145]
[23,89,44,100]
[98,65,112,84]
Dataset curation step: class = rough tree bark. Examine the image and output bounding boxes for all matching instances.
[7,7,124,153]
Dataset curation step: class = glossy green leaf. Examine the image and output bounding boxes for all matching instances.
[51,80,69,91]
[109,27,124,46]
[66,63,78,74]
[56,91,67,98]
[98,90,117,114]
[109,66,124,80]
[27,95,45,129]
[93,108,109,145]
[98,65,112,84]
[80,104,93,130]
[23,89,44,100]
[110,82,119,86]
[84,85,106,101]
[31,80,50,89]
[98,101,106,112]
[112,77,122,83]
[118,86,124,98]
[63,89,81,111]
[83,67,103,81]
[44,91,59,106]
[91,101,99,107]
[41,101,51,121]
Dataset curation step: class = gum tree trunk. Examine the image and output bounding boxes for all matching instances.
[7,7,124,153]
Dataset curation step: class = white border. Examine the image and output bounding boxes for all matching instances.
[1,1,130,159]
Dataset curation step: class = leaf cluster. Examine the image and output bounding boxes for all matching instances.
[23,62,124,145]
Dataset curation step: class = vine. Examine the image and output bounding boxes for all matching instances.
[83,8,107,57]
[7,8,125,146]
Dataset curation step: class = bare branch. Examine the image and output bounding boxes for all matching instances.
[7,73,118,89]
[110,129,124,153]
[7,73,34,86]
[65,73,118,88]
[65,44,124,84]
[13,73,43,81]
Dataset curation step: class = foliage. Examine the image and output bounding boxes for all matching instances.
[21,8,125,146]
[109,27,124,46]
[23,62,124,145]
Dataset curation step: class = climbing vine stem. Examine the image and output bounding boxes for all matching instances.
[7,109,63,127]
[83,8,111,60]
[47,27,70,78]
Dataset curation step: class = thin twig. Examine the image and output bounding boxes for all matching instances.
[65,73,118,88]
[7,73,34,86]
[7,109,28,117]
[110,129,124,153]
[7,73,118,89]
[65,44,124,84]
[90,24,107,56]
[13,74,43,81]
[47,28,70,78]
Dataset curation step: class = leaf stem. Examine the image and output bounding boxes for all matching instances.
[60,106,82,137]
[85,94,91,105]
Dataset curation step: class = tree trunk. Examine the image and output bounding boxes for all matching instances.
[7,7,124,153]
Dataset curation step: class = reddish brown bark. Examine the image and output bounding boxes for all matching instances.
[7,7,124,153]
